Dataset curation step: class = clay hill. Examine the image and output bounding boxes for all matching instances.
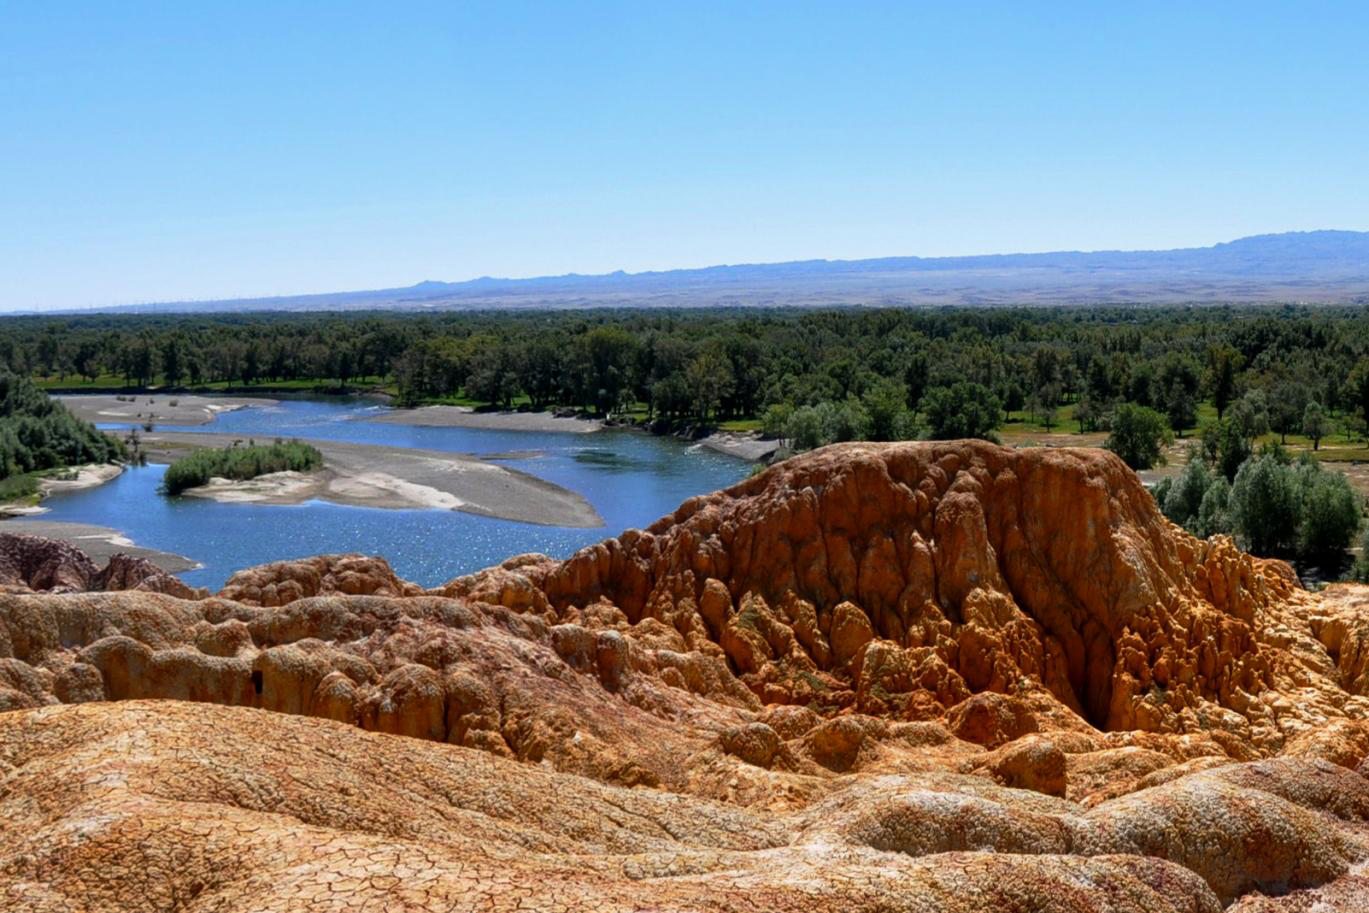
[4,440,1369,911]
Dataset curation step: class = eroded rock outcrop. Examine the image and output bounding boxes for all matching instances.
[3,441,1369,909]
[447,442,1356,753]
[0,532,202,599]
[0,532,98,592]
[217,552,424,605]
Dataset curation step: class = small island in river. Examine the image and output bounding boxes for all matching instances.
[141,431,604,528]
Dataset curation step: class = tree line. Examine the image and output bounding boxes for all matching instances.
[3,306,1368,449]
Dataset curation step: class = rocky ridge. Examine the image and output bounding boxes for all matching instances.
[0,531,203,599]
[2,440,1369,910]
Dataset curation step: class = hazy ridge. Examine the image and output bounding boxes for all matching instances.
[94,229,1369,313]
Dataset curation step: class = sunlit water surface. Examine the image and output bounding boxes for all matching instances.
[38,397,749,589]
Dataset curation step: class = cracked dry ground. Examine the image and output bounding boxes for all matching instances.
[4,441,1369,911]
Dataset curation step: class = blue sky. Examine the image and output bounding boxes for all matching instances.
[2,2,1367,310]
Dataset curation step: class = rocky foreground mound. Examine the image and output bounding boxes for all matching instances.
[4,441,1369,910]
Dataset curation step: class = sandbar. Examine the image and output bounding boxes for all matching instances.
[364,405,602,433]
[142,432,603,528]
[57,394,276,427]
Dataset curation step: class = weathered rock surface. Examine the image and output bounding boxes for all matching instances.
[2,441,1369,909]
[217,552,424,605]
[0,532,203,599]
[4,700,1251,913]
[447,441,1362,753]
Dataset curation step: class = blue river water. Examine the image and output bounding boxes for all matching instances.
[37,397,749,589]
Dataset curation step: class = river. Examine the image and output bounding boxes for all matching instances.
[36,396,750,589]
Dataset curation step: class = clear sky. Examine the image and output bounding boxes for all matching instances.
[3,2,1367,310]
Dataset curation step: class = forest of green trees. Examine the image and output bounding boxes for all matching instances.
[3,306,1366,454]
[0,373,125,500]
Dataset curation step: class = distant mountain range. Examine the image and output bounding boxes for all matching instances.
[100,230,1369,313]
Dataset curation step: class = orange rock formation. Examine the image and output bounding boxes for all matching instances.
[2,441,1368,910]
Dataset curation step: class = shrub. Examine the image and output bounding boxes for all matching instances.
[922,382,1001,442]
[782,399,872,452]
[759,403,792,439]
[1105,403,1172,470]
[1207,418,1252,482]
[1230,455,1301,555]
[861,378,911,441]
[1151,477,1173,510]
[1194,477,1233,538]
[1352,527,1369,582]
[1157,451,1235,538]
[1302,401,1331,450]
[1161,453,1211,528]
[1229,389,1270,441]
[783,404,827,451]
[1295,460,1363,558]
[0,472,40,503]
[819,398,872,444]
[161,440,323,496]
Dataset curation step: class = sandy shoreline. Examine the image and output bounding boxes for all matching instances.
[0,463,126,517]
[0,519,200,573]
[42,463,124,495]
[142,432,603,528]
[365,404,603,433]
[57,394,277,426]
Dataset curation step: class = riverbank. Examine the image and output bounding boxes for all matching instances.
[142,432,603,527]
[58,393,782,465]
[375,405,788,461]
[0,519,199,573]
[367,404,603,433]
[57,394,276,427]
